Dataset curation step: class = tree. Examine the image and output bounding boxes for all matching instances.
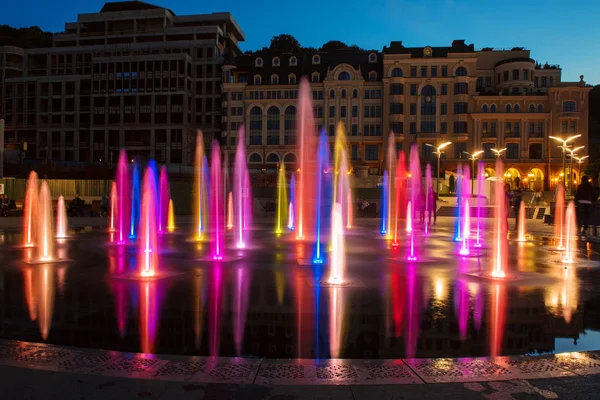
[269,34,300,52]
[449,174,456,194]
[320,40,348,52]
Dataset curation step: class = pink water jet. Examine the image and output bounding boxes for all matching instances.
[158,166,170,234]
[139,167,158,277]
[116,150,131,244]
[474,160,485,248]
[23,171,39,247]
[406,202,416,261]
[393,151,407,245]
[554,184,565,250]
[459,165,471,256]
[491,158,507,278]
[227,192,234,230]
[288,202,294,231]
[37,182,55,262]
[562,201,577,264]
[233,267,250,355]
[56,195,68,239]
[424,164,433,236]
[210,141,225,260]
[109,182,118,233]
[296,78,317,241]
[386,133,397,240]
[517,202,526,242]
[234,127,251,248]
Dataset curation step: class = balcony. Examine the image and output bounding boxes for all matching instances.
[559,112,580,119]
[504,131,520,138]
[418,132,439,139]
[481,130,496,138]
[452,133,469,141]
[528,131,544,139]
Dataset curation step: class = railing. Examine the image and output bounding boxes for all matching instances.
[560,112,580,118]
[504,131,520,138]
[528,132,544,138]
[482,131,497,138]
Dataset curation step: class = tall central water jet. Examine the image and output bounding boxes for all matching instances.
[139,165,158,277]
[454,164,463,242]
[234,127,251,248]
[459,166,471,256]
[475,160,484,248]
[210,140,224,260]
[56,195,68,239]
[23,171,39,247]
[332,123,353,230]
[288,174,296,231]
[562,201,577,264]
[393,151,407,245]
[312,132,332,264]
[407,144,421,261]
[116,150,131,244]
[517,202,526,242]
[109,182,118,233]
[385,133,397,240]
[130,160,141,238]
[158,166,170,234]
[491,158,507,278]
[194,131,209,241]
[554,183,565,250]
[276,162,288,235]
[37,182,55,262]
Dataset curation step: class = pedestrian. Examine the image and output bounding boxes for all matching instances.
[575,176,595,236]
[419,189,426,224]
[514,189,523,230]
[428,186,437,225]
[535,190,542,206]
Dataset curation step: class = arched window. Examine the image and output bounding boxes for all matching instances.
[249,153,262,163]
[311,72,320,83]
[289,56,297,66]
[312,55,320,65]
[266,153,279,163]
[288,74,296,85]
[341,89,347,98]
[270,74,279,85]
[529,104,535,113]
[369,53,377,63]
[506,104,511,113]
[455,66,468,76]
[491,104,497,113]
[352,89,358,98]
[369,71,377,81]
[284,106,296,145]
[420,85,436,133]
[329,89,335,99]
[249,106,263,145]
[514,104,520,113]
[537,104,543,113]
[391,68,403,77]
[284,153,297,164]
[482,104,488,113]
[272,57,280,67]
[255,58,263,67]
[338,71,350,81]
[267,106,280,145]
[253,75,262,85]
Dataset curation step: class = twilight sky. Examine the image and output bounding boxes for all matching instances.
[2,0,598,84]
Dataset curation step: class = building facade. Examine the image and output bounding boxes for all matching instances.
[222,40,591,190]
[0,1,244,166]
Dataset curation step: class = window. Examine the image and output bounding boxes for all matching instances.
[514,122,520,135]
[341,106,347,118]
[454,102,467,114]
[267,106,280,145]
[537,104,543,113]
[422,143,433,160]
[420,85,436,133]
[410,103,416,115]
[390,122,402,133]
[312,55,320,64]
[483,104,488,113]
[569,121,576,133]
[491,104,496,113]
[255,58,263,67]
[329,124,335,136]
[441,122,447,134]
[329,106,335,118]
[369,53,377,63]
[391,68,403,77]
[483,143,494,159]
[421,66,427,77]
[441,103,447,115]
[431,66,437,77]
[491,122,497,134]
[363,124,381,136]
[352,106,358,117]
[249,106,262,145]
[410,122,416,134]
[369,71,377,81]
[529,104,535,113]
[289,56,297,66]
[390,103,402,114]
[561,121,567,133]
[512,69,519,80]
[563,101,576,112]
[254,75,262,85]
[482,122,488,133]
[454,121,467,133]
[351,144,358,160]
[272,57,280,67]
[523,70,528,80]
[341,89,347,98]
[249,153,262,163]
[441,84,447,95]
[454,142,467,159]
[455,66,467,76]
[338,71,350,81]
[534,77,539,87]
[365,145,379,160]
[311,72,320,83]
[529,143,542,159]
[352,89,358,98]
[541,77,547,87]
[390,84,403,95]
[351,124,358,136]
[485,77,491,87]
[454,83,468,94]
[288,74,296,84]
[441,66,448,77]
[538,122,543,134]
[505,122,511,134]
[550,77,554,86]
[506,143,519,159]
[313,106,323,118]
[271,75,279,85]
[312,90,323,100]
[410,66,417,77]
[503,71,509,81]
[410,84,417,95]
[396,142,403,153]
[529,122,535,134]
[284,106,296,145]
[329,89,335,99]
[505,104,511,113]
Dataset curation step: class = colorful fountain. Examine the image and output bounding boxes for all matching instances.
[23,171,39,247]
[517,202,527,242]
[554,183,565,250]
[36,182,55,262]
[167,199,176,232]
[288,174,295,231]
[116,150,131,244]
[491,158,507,278]
[194,131,209,241]
[234,127,251,248]
[474,160,484,248]
[276,162,288,235]
[459,166,470,256]
[139,165,158,277]
[130,161,141,238]
[210,140,225,260]
[56,195,68,239]
[158,166,170,234]
[109,182,118,233]
[562,201,577,264]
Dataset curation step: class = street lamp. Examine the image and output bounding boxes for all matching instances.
[491,148,507,159]
[566,145,584,195]
[572,155,589,190]
[426,141,452,194]
[463,150,484,194]
[549,134,581,188]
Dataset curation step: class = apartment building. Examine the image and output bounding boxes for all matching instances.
[222,40,591,190]
[0,1,244,165]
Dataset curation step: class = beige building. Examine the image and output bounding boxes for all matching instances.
[0,1,244,166]
[222,40,591,190]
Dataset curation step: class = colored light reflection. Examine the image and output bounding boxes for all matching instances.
[209,265,223,356]
[22,265,55,340]
[139,281,159,354]
[489,283,507,357]
[233,267,251,355]
[193,269,206,350]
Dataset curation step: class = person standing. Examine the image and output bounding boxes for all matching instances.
[514,189,523,230]
[428,186,437,225]
[575,176,595,236]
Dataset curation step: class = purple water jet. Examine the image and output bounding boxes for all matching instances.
[116,150,131,244]
[210,141,224,260]
[158,166,170,234]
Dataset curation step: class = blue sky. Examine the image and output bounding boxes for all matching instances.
[2,0,598,84]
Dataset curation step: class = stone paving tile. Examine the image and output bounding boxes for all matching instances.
[403,357,525,383]
[150,354,211,382]
[492,355,575,380]
[539,352,600,375]
[189,357,262,384]
[351,359,423,385]
[0,339,45,363]
[89,352,170,379]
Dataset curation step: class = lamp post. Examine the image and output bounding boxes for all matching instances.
[573,155,589,190]
[426,141,452,194]
[549,134,581,188]
[566,145,584,195]
[463,150,484,194]
[491,147,507,159]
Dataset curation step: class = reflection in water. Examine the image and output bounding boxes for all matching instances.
[489,283,507,357]
[22,265,55,340]
[329,285,346,358]
[209,265,223,356]
[545,266,578,324]
[293,268,314,358]
[472,282,484,333]
[391,267,405,337]
[405,265,421,358]
[139,281,159,354]
[455,279,469,340]
[233,267,251,355]
[193,269,206,350]
[108,246,129,337]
